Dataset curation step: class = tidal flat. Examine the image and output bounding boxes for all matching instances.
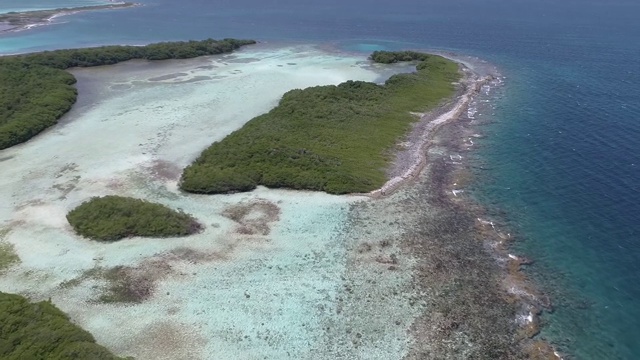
[0,44,538,359]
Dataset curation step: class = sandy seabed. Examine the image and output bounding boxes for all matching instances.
[0,44,547,359]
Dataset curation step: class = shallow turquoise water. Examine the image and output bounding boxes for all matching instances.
[1,0,639,358]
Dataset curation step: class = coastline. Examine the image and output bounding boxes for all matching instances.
[367,63,490,198]
[359,58,563,358]
[0,2,140,34]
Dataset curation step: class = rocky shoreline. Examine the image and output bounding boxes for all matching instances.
[368,64,490,198]
[349,60,563,358]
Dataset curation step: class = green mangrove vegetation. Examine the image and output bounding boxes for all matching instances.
[180,52,460,194]
[0,242,20,273]
[369,50,432,64]
[0,292,128,360]
[67,195,202,241]
[0,228,19,273]
[0,38,256,150]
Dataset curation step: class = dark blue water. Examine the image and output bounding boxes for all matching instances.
[2,1,639,358]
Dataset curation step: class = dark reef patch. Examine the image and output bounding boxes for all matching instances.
[222,199,281,236]
[147,159,183,181]
[332,91,555,358]
[0,292,129,359]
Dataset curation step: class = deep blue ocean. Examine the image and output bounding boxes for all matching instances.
[2,0,639,358]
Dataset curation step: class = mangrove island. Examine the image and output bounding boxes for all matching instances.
[180,52,460,194]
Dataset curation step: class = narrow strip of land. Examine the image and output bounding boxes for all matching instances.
[0,3,139,33]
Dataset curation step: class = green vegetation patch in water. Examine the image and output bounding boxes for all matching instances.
[67,195,202,241]
[0,242,20,273]
[0,228,19,273]
[0,292,129,360]
[180,53,460,194]
[369,50,432,64]
[0,38,256,150]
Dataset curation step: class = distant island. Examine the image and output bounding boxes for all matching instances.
[0,38,256,150]
[180,51,461,195]
[0,2,138,33]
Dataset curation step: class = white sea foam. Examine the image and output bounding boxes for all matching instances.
[467,103,478,119]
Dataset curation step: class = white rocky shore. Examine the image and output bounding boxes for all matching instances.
[369,64,493,197]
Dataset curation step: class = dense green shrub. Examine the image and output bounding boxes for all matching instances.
[180,53,460,194]
[370,50,432,64]
[0,292,128,360]
[0,242,20,272]
[0,62,77,150]
[67,196,201,241]
[0,38,255,150]
[13,38,256,69]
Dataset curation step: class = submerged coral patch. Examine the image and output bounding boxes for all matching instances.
[222,199,281,236]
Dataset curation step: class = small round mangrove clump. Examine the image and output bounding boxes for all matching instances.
[67,196,201,241]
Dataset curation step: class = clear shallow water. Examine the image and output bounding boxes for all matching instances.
[1,0,640,358]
